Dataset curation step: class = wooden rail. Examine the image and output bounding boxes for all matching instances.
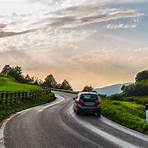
[0,89,51,105]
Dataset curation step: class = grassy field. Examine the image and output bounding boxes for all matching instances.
[0,76,56,123]
[0,76,41,91]
[101,99,148,135]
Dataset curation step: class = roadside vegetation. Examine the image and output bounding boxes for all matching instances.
[0,74,56,123]
[82,85,94,92]
[0,92,55,122]
[101,69,148,135]
[0,65,62,123]
[101,100,148,134]
[0,76,41,91]
[0,65,73,91]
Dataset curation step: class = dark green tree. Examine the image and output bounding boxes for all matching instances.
[9,66,23,82]
[1,65,11,75]
[24,74,34,83]
[56,83,61,89]
[121,85,126,91]
[60,80,72,90]
[44,74,57,88]
[82,85,93,92]
[136,70,148,82]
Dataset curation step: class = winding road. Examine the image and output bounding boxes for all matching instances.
[3,91,148,148]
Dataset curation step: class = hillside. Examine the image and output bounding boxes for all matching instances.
[95,83,129,96]
[0,76,41,91]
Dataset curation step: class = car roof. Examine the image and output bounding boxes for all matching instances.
[78,91,97,95]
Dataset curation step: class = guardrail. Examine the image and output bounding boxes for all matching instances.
[0,89,51,105]
[51,88,78,94]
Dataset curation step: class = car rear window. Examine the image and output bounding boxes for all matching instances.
[80,94,98,101]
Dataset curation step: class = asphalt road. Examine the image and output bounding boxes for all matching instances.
[4,91,148,148]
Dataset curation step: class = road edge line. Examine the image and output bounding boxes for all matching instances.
[0,93,65,148]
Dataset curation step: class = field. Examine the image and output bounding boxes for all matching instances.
[0,76,41,91]
[0,76,56,122]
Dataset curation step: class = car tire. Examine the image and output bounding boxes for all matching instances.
[75,109,80,115]
[97,112,101,118]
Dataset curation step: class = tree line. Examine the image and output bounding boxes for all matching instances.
[122,70,148,96]
[0,65,73,91]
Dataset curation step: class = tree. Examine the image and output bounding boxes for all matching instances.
[9,66,23,82]
[44,74,57,88]
[121,85,126,91]
[24,74,34,84]
[56,83,61,89]
[1,65,39,85]
[123,81,148,96]
[60,80,72,90]
[82,85,93,92]
[1,65,11,75]
[136,70,148,82]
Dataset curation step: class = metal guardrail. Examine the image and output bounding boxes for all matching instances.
[0,89,51,105]
[51,88,78,94]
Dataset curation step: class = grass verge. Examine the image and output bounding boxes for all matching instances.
[101,99,148,135]
[111,96,148,105]
[0,93,56,123]
[0,76,41,91]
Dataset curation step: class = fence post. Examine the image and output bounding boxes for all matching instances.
[9,92,12,104]
[14,92,17,103]
[0,92,3,104]
[5,92,8,104]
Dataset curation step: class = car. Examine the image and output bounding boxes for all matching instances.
[73,92,101,117]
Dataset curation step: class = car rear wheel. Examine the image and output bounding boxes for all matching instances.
[97,112,101,118]
[75,109,80,115]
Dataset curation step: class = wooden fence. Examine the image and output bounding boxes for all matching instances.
[0,89,51,105]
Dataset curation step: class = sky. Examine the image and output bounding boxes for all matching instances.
[0,0,148,90]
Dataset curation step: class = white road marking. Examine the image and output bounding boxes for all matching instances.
[101,116,148,142]
[37,94,65,112]
[0,94,65,148]
[68,105,139,148]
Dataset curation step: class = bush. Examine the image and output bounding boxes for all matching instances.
[124,81,148,96]
[109,96,148,105]
[0,93,56,122]
[110,93,124,100]
[101,100,148,135]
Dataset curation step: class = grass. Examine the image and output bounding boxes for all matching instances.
[0,76,56,124]
[0,93,56,122]
[101,99,148,135]
[0,76,41,91]
[119,96,148,105]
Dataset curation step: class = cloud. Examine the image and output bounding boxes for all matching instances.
[0,0,147,90]
[104,0,147,4]
[41,6,144,30]
[105,23,137,29]
[0,28,37,38]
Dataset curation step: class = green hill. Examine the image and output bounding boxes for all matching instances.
[0,76,41,91]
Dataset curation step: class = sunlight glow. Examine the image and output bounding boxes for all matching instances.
[0,0,45,16]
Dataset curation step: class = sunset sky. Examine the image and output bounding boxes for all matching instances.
[0,0,148,90]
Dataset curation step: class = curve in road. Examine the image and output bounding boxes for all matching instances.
[3,91,148,148]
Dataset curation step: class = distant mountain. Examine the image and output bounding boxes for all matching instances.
[95,83,130,96]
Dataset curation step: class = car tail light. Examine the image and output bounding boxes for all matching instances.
[76,99,84,105]
[95,99,100,105]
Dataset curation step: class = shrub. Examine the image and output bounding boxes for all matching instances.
[101,100,148,135]
[124,81,148,96]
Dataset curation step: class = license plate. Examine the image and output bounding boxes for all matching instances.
[84,102,95,106]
